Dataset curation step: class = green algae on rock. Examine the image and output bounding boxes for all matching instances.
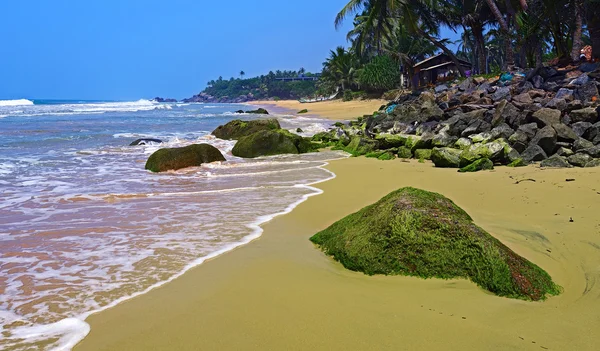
[145,144,225,172]
[310,187,560,301]
[232,129,318,158]
[212,119,280,140]
[459,158,494,173]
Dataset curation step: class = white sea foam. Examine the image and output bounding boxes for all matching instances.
[0,99,34,106]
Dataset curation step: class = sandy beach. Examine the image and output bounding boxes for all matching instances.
[76,157,600,351]
[250,99,388,120]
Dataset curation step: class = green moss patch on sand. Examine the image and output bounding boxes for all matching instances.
[310,187,560,301]
[145,144,225,172]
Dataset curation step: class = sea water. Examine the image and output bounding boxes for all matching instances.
[0,99,344,350]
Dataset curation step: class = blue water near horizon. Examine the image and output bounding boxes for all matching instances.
[0,99,343,350]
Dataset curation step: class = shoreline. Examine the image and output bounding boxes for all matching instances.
[75,157,600,350]
[249,99,387,120]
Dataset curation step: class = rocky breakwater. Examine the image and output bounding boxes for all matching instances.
[211,119,319,158]
[311,63,600,171]
[183,92,257,104]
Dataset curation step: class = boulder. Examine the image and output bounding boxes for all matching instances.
[212,119,281,140]
[508,130,529,153]
[309,187,559,300]
[231,130,317,158]
[567,153,592,167]
[490,123,515,140]
[522,145,548,162]
[459,158,494,173]
[375,134,407,149]
[431,132,457,148]
[431,147,462,168]
[414,149,432,160]
[585,159,600,168]
[532,108,561,127]
[343,136,379,156]
[545,98,567,110]
[492,86,511,101]
[570,107,598,124]
[555,147,574,157]
[461,119,491,138]
[541,155,572,168]
[569,74,590,86]
[455,137,473,150]
[145,144,225,172]
[397,146,413,159]
[244,108,269,114]
[573,138,595,151]
[552,124,578,143]
[572,122,592,137]
[130,138,163,146]
[513,93,533,104]
[502,103,525,128]
[434,84,449,93]
[491,100,508,126]
[555,88,574,101]
[532,75,544,89]
[530,126,557,155]
[508,158,528,167]
[579,146,600,158]
[518,123,539,139]
[575,82,599,102]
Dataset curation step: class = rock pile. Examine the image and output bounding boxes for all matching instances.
[314,64,600,170]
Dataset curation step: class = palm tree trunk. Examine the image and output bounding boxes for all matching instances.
[571,1,584,62]
[471,24,487,75]
[484,0,514,69]
[419,30,467,77]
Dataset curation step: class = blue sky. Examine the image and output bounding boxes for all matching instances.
[0,0,460,100]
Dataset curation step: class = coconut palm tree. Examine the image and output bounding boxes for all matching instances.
[320,46,361,92]
[240,71,245,79]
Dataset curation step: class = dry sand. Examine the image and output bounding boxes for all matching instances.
[250,99,387,120]
[75,157,600,351]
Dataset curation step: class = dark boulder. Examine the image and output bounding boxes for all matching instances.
[130,138,163,146]
[522,145,548,162]
[570,107,598,124]
[232,130,317,158]
[541,155,572,168]
[567,153,592,167]
[508,130,529,153]
[573,138,595,151]
[530,126,557,155]
[459,158,494,173]
[579,146,600,158]
[532,108,561,127]
[145,144,225,172]
[431,147,462,168]
[244,108,269,114]
[212,119,281,140]
[552,124,578,143]
[575,82,599,103]
[572,122,592,137]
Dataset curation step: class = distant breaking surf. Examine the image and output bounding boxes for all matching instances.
[0,99,34,106]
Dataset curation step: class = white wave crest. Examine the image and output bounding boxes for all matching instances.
[0,99,34,106]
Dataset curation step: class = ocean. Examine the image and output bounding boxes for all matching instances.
[0,99,344,350]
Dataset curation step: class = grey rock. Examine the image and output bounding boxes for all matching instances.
[539,67,558,79]
[545,98,567,111]
[532,108,561,127]
[579,63,599,72]
[454,137,473,150]
[431,147,462,168]
[569,74,590,86]
[522,145,548,162]
[566,100,583,111]
[490,123,515,140]
[530,126,557,155]
[518,123,539,139]
[567,153,592,167]
[552,124,578,143]
[513,93,533,104]
[458,78,474,91]
[570,107,598,123]
[461,119,491,138]
[491,100,508,126]
[585,159,600,168]
[434,84,449,93]
[555,88,574,101]
[492,86,511,101]
[575,82,599,102]
[555,147,574,157]
[532,75,544,89]
[571,122,592,137]
[508,130,529,153]
[431,132,457,147]
[541,155,572,168]
[574,138,595,151]
[579,146,600,158]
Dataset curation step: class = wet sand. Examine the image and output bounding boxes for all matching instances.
[250,99,387,120]
[76,158,600,351]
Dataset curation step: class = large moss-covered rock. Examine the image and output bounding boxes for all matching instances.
[344,136,379,156]
[212,119,281,140]
[232,130,317,158]
[414,149,432,160]
[145,144,225,172]
[310,187,560,300]
[431,147,462,168]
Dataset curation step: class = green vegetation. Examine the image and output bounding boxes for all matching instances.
[359,55,401,93]
[459,158,494,172]
[298,109,308,114]
[145,144,225,173]
[310,187,560,301]
[414,149,432,161]
[507,158,528,167]
[212,119,280,140]
[203,70,318,100]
